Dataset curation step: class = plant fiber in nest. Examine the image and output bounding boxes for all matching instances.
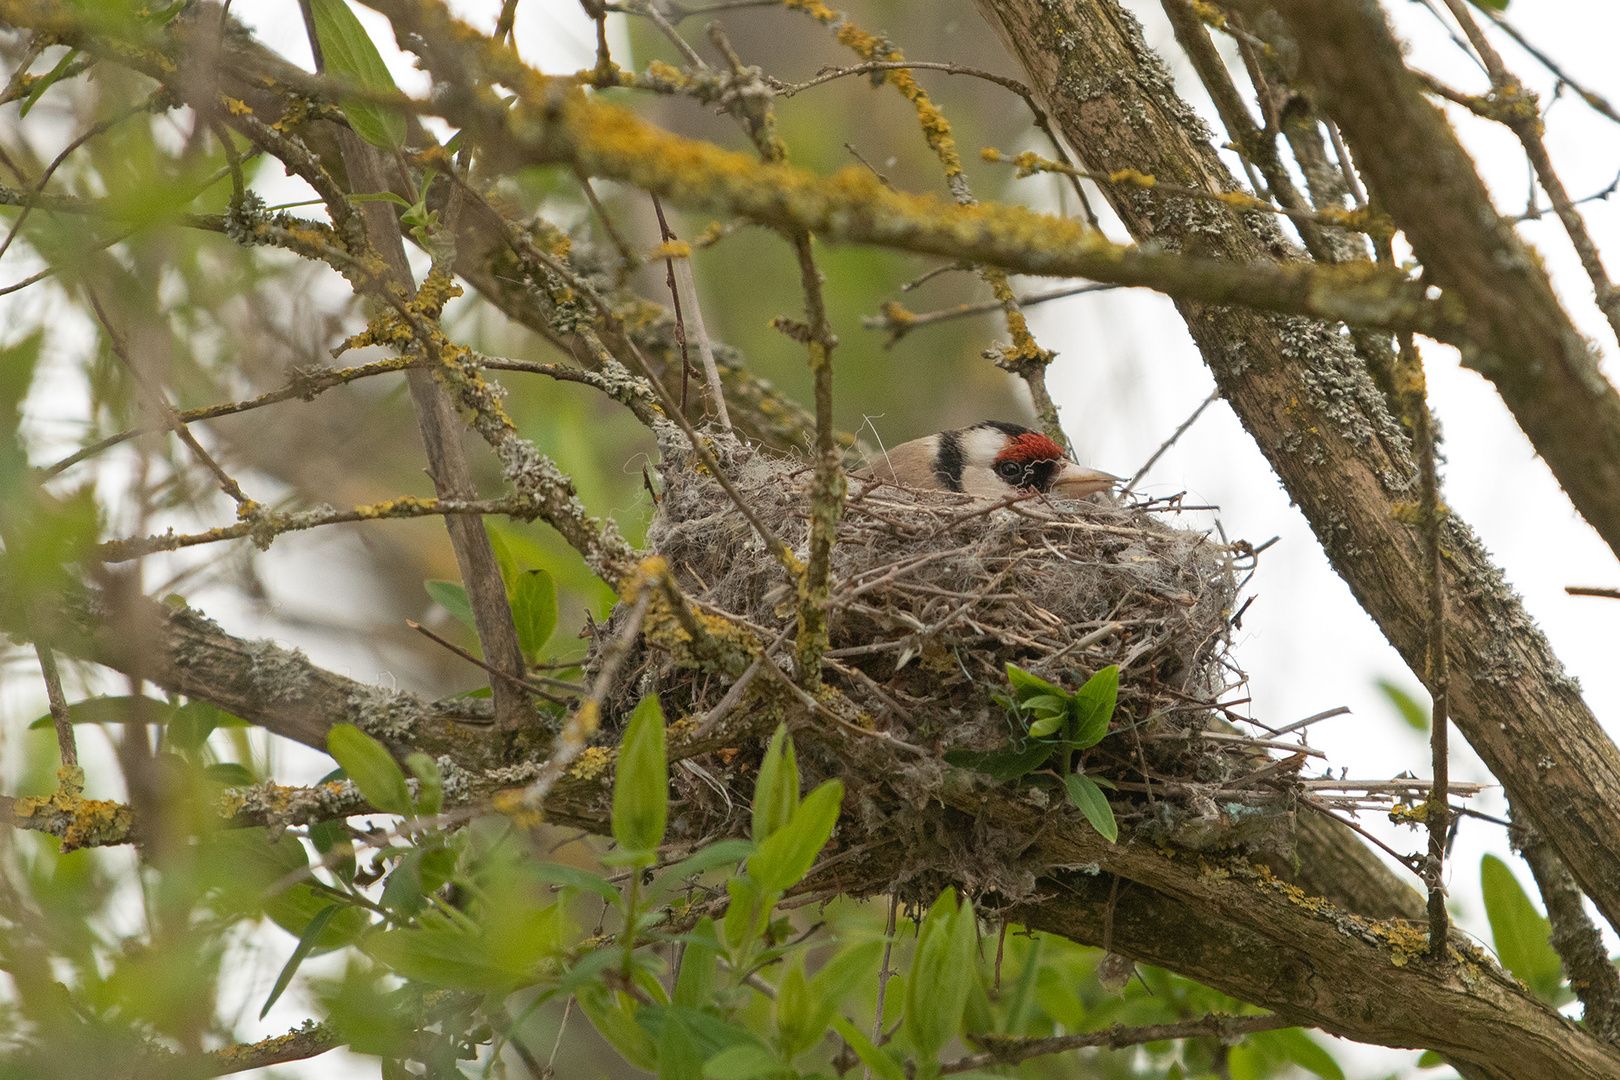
[598,429,1297,902]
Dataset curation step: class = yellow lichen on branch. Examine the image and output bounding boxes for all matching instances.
[785,0,964,184]
[11,771,135,852]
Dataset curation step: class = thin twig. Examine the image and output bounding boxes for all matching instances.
[633,0,706,68]
[577,172,638,272]
[941,1013,1294,1074]
[0,94,158,267]
[650,193,697,412]
[95,492,563,563]
[864,892,899,1080]
[1437,0,1620,337]
[693,655,764,737]
[863,283,1119,341]
[1124,389,1221,494]
[405,620,572,706]
[42,355,426,480]
[1393,331,1449,959]
[524,588,654,808]
[1478,9,1620,127]
[1269,705,1350,737]
[789,231,843,689]
[1565,586,1620,599]
[34,643,78,772]
[86,290,256,510]
[1302,798,1426,884]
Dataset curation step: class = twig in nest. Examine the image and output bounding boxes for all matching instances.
[755,651,925,756]
[694,655,765,738]
[1270,705,1350,737]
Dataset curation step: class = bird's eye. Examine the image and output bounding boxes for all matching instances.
[995,460,1025,480]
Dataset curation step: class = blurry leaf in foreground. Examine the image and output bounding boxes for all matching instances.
[308,0,407,148]
[425,579,476,630]
[1377,678,1430,731]
[613,694,670,859]
[327,724,411,816]
[1481,854,1568,1003]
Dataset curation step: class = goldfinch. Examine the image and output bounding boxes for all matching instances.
[862,421,1117,499]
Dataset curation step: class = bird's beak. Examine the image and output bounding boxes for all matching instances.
[1051,462,1120,499]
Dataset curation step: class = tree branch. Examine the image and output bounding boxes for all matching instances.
[974,0,1620,943]
[330,0,1458,343]
[1233,0,1620,570]
[945,1012,1294,1074]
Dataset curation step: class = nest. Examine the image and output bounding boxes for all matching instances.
[596,428,1303,901]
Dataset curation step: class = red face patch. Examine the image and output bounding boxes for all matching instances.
[994,431,1068,465]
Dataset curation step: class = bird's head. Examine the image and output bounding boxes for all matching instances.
[868,421,1118,499]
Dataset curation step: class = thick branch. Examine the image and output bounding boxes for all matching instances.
[974,0,1620,943]
[1234,0,1620,568]
[6,583,1601,1072]
[332,0,1462,342]
[300,1,534,736]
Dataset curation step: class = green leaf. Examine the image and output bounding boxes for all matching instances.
[1005,664,1064,700]
[488,525,522,592]
[660,1008,706,1080]
[648,839,756,904]
[1466,0,1508,12]
[773,964,812,1059]
[747,779,844,896]
[348,190,412,207]
[723,875,764,952]
[381,848,427,914]
[203,762,257,786]
[1064,773,1118,843]
[19,49,81,119]
[511,568,558,660]
[261,903,340,1018]
[1481,855,1566,1002]
[945,740,1055,782]
[704,1044,787,1080]
[1251,1027,1344,1080]
[613,694,670,858]
[1068,665,1118,749]
[30,695,171,729]
[1020,694,1067,716]
[405,752,443,816]
[674,917,720,1008]
[804,940,883,1045]
[307,0,407,149]
[531,862,622,904]
[578,981,659,1070]
[830,1016,906,1080]
[904,889,977,1071]
[367,926,511,991]
[425,579,476,630]
[327,724,411,816]
[752,724,800,843]
[1027,713,1065,738]
[1377,679,1430,731]
[167,700,225,752]
[308,818,356,884]
[1417,1050,1447,1068]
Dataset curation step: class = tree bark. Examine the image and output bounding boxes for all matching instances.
[972,0,1620,938]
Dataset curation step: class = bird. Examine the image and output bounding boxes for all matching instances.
[861,421,1118,499]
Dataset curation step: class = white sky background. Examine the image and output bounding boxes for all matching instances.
[5,1,1620,1078]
